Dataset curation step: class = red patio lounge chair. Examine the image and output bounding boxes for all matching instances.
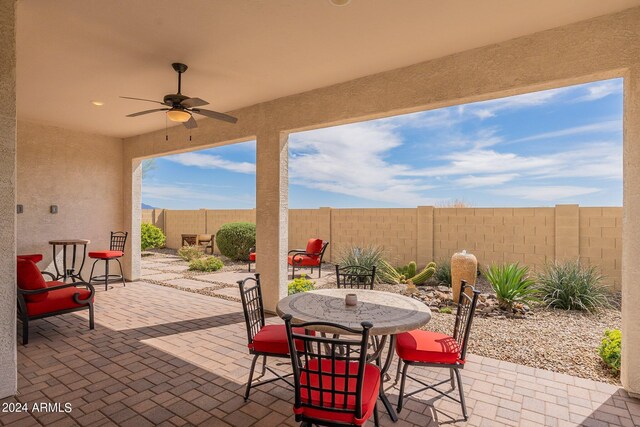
[288,238,329,279]
[16,258,95,345]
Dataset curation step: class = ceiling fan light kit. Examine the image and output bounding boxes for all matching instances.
[121,62,238,131]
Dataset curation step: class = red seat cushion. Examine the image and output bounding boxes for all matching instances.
[249,325,311,355]
[305,239,323,257]
[396,330,462,364]
[88,250,123,259]
[17,254,43,264]
[249,253,256,261]
[294,358,380,426]
[16,259,48,303]
[26,282,93,316]
[288,255,321,267]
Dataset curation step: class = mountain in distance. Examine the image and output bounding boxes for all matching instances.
[142,203,156,209]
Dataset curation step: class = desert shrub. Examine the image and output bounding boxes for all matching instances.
[439,307,452,314]
[189,256,224,272]
[141,223,166,251]
[178,245,203,262]
[288,274,315,295]
[216,222,256,261]
[485,263,539,310]
[537,260,610,312]
[433,259,452,286]
[337,246,385,281]
[599,329,621,375]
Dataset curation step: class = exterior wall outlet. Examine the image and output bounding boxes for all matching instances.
[16,204,23,214]
[50,205,58,214]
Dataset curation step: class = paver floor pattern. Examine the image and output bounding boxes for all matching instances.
[2,278,639,426]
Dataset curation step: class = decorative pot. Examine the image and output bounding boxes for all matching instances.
[345,293,358,306]
[451,250,477,303]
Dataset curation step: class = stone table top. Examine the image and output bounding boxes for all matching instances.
[48,239,90,245]
[276,288,431,335]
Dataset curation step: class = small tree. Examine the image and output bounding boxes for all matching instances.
[141,223,166,251]
[215,222,256,261]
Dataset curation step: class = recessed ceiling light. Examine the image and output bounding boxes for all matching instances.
[329,0,351,6]
[91,100,104,106]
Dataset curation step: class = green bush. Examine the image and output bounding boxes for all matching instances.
[141,223,166,251]
[189,256,224,272]
[215,222,256,261]
[485,263,539,310]
[178,245,203,262]
[599,329,621,375]
[537,260,610,312]
[439,307,452,314]
[434,259,452,286]
[288,274,315,295]
[337,246,385,282]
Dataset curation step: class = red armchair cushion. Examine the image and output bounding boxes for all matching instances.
[396,330,462,364]
[16,259,48,303]
[294,358,380,425]
[88,250,123,259]
[288,255,321,267]
[249,253,256,262]
[26,282,93,316]
[249,325,312,355]
[305,239,323,258]
[17,254,43,264]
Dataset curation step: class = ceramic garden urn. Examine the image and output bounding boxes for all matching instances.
[451,250,477,303]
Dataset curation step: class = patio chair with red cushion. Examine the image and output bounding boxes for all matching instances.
[88,231,128,291]
[283,313,380,427]
[288,238,329,279]
[247,247,256,272]
[394,280,480,420]
[238,274,313,401]
[16,258,95,345]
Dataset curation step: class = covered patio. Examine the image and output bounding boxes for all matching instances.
[3,1,640,426]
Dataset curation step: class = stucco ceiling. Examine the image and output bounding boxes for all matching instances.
[16,0,640,138]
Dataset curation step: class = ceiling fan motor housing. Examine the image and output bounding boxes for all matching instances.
[163,93,189,107]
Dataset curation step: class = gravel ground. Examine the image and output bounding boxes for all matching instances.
[141,249,622,384]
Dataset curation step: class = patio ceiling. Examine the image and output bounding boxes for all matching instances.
[16,0,639,138]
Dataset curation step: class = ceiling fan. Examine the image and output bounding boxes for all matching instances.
[121,63,238,129]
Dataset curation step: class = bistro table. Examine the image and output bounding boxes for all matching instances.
[48,239,90,282]
[276,288,431,422]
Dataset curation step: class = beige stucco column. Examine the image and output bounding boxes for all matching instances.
[255,130,288,312]
[622,68,640,396]
[122,159,142,281]
[0,0,17,399]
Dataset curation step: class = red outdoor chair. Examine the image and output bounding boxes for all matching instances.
[17,254,44,264]
[288,239,329,279]
[248,247,256,272]
[283,314,380,427]
[16,258,95,345]
[238,274,313,401]
[88,231,128,291]
[394,281,480,420]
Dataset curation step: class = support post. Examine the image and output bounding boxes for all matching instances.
[123,159,142,281]
[255,131,288,312]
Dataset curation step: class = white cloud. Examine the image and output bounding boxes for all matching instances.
[454,174,519,188]
[491,186,600,201]
[166,152,255,174]
[573,80,623,102]
[512,120,621,143]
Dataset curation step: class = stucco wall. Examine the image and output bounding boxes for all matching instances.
[16,120,124,279]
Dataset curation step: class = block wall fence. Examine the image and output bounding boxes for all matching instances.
[142,205,622,289]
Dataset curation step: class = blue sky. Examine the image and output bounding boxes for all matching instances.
[142,78,622,209]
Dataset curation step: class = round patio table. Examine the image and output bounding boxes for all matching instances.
[276,288,431,422]
[49,239,90,282]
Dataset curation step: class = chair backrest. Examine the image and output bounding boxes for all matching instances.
[16,259,48,302]
[305,239,323,258]
[237,274,266,346]
[335,265,376,290]
[283,314,372,422]
[110,231,128,253]
[453,280,481,360]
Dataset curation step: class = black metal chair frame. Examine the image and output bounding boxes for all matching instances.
[283,314,380,427]
[17,280,95,345]
[289,241,330,279]
[89,231,128,291]
[335,265,376,290]
[238,273,295,401]
[394,281,480,421]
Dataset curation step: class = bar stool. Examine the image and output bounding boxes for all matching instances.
[88,231,128,291]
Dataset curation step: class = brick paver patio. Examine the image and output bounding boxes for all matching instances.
[1,279,639,426]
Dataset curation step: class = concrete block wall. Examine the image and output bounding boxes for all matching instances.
[143,204,622,288]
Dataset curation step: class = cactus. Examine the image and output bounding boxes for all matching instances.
[379,259,437,285]
[408,263,437,285]
[407,261,417,278]
[379,259,403,283]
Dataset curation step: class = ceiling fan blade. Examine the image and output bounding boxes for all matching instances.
[120,96,167,105]
[191,108,238,124]
[126,108,169,117]
[181,97,209,108]
[183,116,198,129]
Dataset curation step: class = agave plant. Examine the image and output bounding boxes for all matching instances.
[336,246,386,282]
[484,263,539,310]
